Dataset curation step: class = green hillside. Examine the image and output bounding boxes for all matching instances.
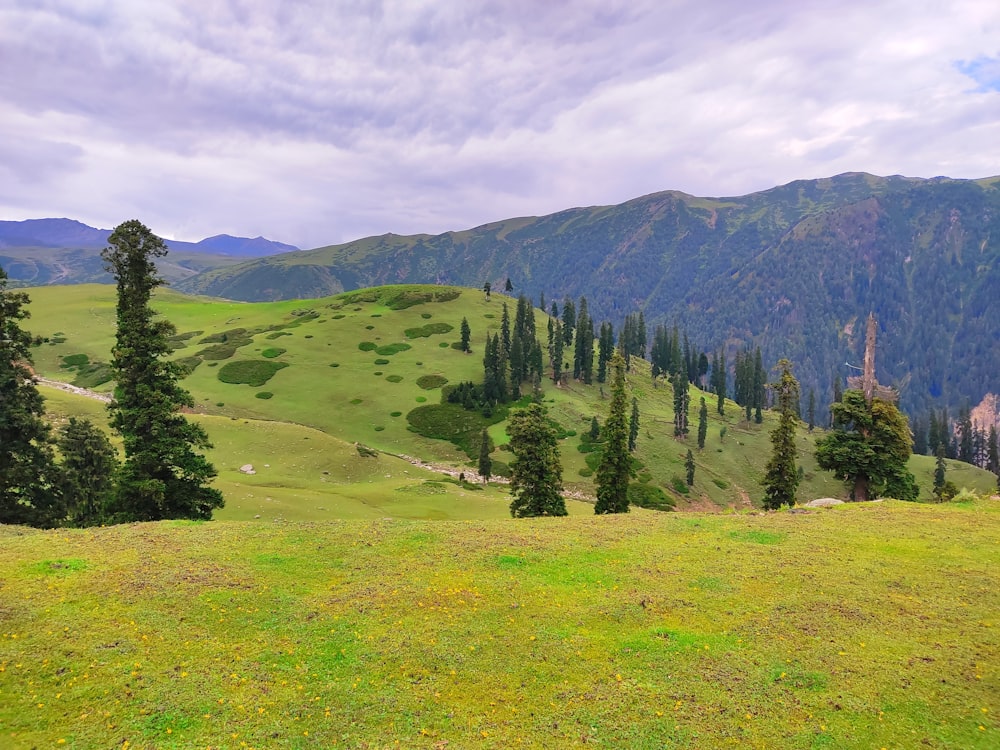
[24,284,997,519]
[1,499,997,748]
[174,173,1000,417]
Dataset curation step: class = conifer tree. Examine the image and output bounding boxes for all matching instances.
[597,321,614,383]
[762,359,800,510]
[508,403,566,517]
[933,443,947,498]
[551,320,564,384]
[56,417,118,527]
[713,348,726,415]
[460,317,471,353]
[505,277,513,293]
[500,302,511,359]
[478,428,492,484]
[628,397,640,453]
[589,416,600,441]
[807,388,816,432]
[697,396,708,450]
[101,220,223,522]
[0,268,60,527]
[816,390,918,502]
[672,368,690,437]
[685,449,695,486]
[987,425,999,479]
[561,297,575,346]
[595,352,631,514]
[483,281,491,300]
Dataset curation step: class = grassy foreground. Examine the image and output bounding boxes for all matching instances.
[2,501,997,748]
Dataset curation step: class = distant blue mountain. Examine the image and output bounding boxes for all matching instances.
[0,218,298,257]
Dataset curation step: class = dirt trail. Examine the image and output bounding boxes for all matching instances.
[37,377,112,403]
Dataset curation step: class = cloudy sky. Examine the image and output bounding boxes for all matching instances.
[1,1,998,249]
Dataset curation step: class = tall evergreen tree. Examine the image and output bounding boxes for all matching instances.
[672,368,690,438]
[713,348,726,415]
[56,417,118,527]
[697,396,708,450]
[505,277,513,293]
[807,388,816,432]
[101,220,223,522]
[478,428,492,484]
[685,449,696,486]
[508,403,566,517]
[597,321,615,383]
[595,352,631,514]
[816,390,918,502]
[460,317,471,353]
[958,405,974,464]
[500,302,511,359]
[561,297,575,346]
[0,268,60,527]
[933,443,947,498]
[753,347,765,424]
[987,425,999,478]
[628,397,640,453]
[551,320,564,384]
[762,359,800,510]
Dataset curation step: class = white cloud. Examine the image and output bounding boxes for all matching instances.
[0,0,998,248]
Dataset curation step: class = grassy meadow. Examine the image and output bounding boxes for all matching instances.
[24,284,998,518]
[1,499,997,748]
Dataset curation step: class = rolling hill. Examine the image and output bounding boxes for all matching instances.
[174,173,1000,417]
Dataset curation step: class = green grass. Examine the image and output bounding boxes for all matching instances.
[1,499,997,748]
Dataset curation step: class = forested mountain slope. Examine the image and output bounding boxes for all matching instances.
[176,173,1000,415]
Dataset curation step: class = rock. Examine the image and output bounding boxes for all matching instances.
[239,464,256,475]
[805,497,844,508]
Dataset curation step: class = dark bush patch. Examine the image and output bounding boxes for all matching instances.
[61,353,90,368]
[356,443,378,458]
[406,402,506,458]
[386,375,403,383]
[332,314,346,319]
[48,335,67,345]
[439,342,450,348]
[208,362,218,367]
[483,314,495,319]
[365,325,375,330]
[175,356,203,376]
[261,347,287,358]
[712,478,730,489]
[421,313,433,319]
[371,314,381,318]
[350,398,362,404]
[72,362,113,388]
[358,342,377,351]
[255,391,274,399]
[578,467,594,478]
[304,335,313,339]
[404,322,454,339]
[217,360,289,387]
[670,475,690,495]
[373,426,385,431]
[216,402,225,407]
[390,411,402,417]
[415,361,423,366]
[265,331,292,340]
[415,396,427,403]
[374,358,390,365]
[375,343,412,355]
[629,483,676,511]
[329,363,340,367]
[416,374,448,389]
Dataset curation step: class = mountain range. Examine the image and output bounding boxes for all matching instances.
[4,173,998,416]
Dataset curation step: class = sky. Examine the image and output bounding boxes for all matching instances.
[1,0,998,250]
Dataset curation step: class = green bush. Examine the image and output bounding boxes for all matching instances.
[329,363,340,368]
[175,356,203,376]
[406,403,506,458]
[255,391,274,399]
[416,374,448,390]
[350,398,363,404]
[72,363,113,388]
[332,314,346,320]
[386,375,403,383]
[405,322,454,339]
[358,342,377,351]
[375,343,412,355]
[578,467,594,478]
[261,347,286,358]
[373,371,383,376]
[670,475,691,495]
[421,313,433,319]
[374,358,390,365]
[265,331,292,340]
[61,353,90,368]
[415,396,427,403]
[373,426,385,432]
[628,483,676,511]
[712,478,730,489]
[217,360,289,387]
[390,411,402,417]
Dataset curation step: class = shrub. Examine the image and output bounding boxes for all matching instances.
[670,475,690,495]
[175,356,203,376]
[217,360,289,387]
[416,374,448,390]
[261,347,286,358]
[390,411,402,417]
[356,443,378,458]
[386,375,403,383]
[61,353,90,367]
[406,403,506,458]
[374,358,390,365]
[373,426,385,432]
[255,391,274,399]
[72,363,113,388]
[628,483,676,511]
[329,363,340,367]
[332,314,346,319]
[578,467,594,478]
[405,323,454,339]
[439,342,449,348]
[421,313,433,319]
[358,341,377,351]
[265,331,292,340]
[373,371,383,376]
[375,343,412,355]
[365,325,375,330]
[712,478,730,489]
[415,396,427,403]
[350,398,363,404]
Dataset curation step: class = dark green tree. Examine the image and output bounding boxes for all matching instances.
[561,297,575,347]
[505,277,513,293]
[697,396,708,450]
[685,449,695,486]
[933,443,947,496]
[807,388,816,432]
[483,281,491,300]
[762,359,800,510]
[713,348,726,415]
[589,416,600,441]
[672,368,690,437]
[815,390,918,502]
[56,417,118,527]
[987,425,999,478]
[508,403,566,517]
[597,321,615,383]
[0,268,60,527]
[551,320,564,384]
[628,396,640,453]
[478,428,492,484]
[595,352,631,514]
[102,220,224,522]
[460,317,471,353]
[500,302,511,359]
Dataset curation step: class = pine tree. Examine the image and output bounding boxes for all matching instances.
[561,297,575,346]
[477,428,492,484]
[508,403,566,517]
[551,320,564,384]
[762,359,800,510]
[483,281,491,300]
[595,352,631,514]
[460,317,471,353]
[628,397,640,453]
[589,416,600,441]
[102,220,224,522]
[753,347,765,424]
[958,405,974,464]
[697,396,708,450]
[933,443,947,498]
[0,267,60,527]
[597,321,614,383]
[505,277,513,293]
[672,368,690,438]
[56,417,118,527]
[816,390,918,502]
[807,388,816,432]
[685,449,695,486]
[714,348,726,415]
[500,302,511,359]
[987,425,999,477]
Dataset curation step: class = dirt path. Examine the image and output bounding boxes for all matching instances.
[37,377,112,403]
